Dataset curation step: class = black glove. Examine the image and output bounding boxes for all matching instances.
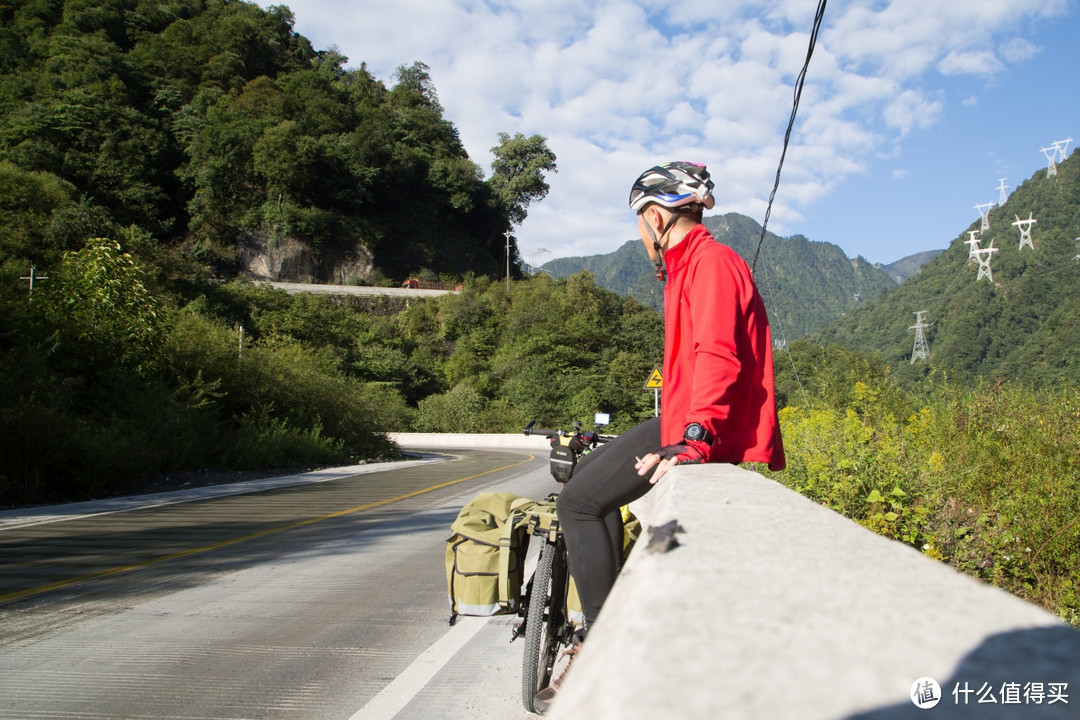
[654,441,707,465]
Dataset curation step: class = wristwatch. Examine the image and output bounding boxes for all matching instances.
[683,422,714,445]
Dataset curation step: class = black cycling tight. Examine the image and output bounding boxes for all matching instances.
[556,416,661,627]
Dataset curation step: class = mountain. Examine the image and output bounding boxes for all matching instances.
[876,249,944,283]
[539,213,902,339]
[813,150,1080,388]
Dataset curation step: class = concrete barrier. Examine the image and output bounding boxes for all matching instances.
[548,464,1080,720]
[388,432,553,451]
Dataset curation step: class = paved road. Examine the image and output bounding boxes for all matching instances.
[0,450,558,719]
[261,282,455,298]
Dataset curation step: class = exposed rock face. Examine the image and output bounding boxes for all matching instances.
[237,231,375,284]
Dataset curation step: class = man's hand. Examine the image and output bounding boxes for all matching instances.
[635,443,705,484]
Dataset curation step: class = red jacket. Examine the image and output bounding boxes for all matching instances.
[661,224,786,471]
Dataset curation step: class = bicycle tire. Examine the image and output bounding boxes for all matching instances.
[521,539,566,713]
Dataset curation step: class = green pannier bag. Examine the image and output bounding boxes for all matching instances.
[446,492,537,624]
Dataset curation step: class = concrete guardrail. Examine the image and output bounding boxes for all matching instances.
[390,434,1080,719]
[550,464,1080,719]
[388,432,552,451]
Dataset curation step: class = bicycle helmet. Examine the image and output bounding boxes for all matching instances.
[628,161,716,213]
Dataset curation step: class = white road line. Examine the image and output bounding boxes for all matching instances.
[348,616,490,720]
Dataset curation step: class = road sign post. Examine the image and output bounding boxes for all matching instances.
[643,367,663,417]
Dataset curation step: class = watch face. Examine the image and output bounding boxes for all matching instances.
[686,423,704,441]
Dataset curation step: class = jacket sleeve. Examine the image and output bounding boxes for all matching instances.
[683,251,746,459]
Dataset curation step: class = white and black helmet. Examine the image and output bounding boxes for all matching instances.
[629,161,716,213]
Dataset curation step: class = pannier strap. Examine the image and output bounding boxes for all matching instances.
[497,509,521,610]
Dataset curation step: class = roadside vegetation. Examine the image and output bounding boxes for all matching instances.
[770,342,1080,627]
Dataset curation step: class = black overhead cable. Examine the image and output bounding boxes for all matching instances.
[751,0,828,275]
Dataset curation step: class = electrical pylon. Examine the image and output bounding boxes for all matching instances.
[975,242,998,282]
[909,311,932,363]
[1012,213,1037,251]
[964,230,982,262]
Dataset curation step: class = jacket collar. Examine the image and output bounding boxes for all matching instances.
[663,223,709,278]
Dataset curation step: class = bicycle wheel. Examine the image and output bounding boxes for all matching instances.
[521,538,567,713]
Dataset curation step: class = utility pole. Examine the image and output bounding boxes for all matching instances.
[18,265,48,301]
[909,311,932,363]
[504,229,513,292]
[1012,212,1037,251]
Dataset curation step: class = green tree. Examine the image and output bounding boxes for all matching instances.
[488,131,557,227]
[47,236,163,375]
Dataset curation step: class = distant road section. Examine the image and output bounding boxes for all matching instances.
[259,281,455,298]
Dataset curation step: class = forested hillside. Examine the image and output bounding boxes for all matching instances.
[0,0,554,282]
[0,0,563,505]
[814,150,1080,388]
[541,212,900,339]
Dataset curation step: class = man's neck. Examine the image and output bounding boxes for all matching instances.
[662,219,698,251]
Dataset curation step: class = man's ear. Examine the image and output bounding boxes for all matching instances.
[643,205,665,233]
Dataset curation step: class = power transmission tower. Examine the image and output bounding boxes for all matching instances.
[527,247,551,275]
[975,202,995,232]
[909,311,932,363]
[1041,139,1070,179]
[974,242,998,282]
[1042,146,1060,177]
[997,178,1009,206]
[1074,238,1080,264]
[964,230,982,262]
[1012,212,1037,251]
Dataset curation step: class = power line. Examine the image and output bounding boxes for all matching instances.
[751,0,828,275]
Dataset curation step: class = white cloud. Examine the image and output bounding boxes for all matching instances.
[883,89,944,136]
[939,50,1005,76]
[1000,37,1040,63]
[261,0,1072,260]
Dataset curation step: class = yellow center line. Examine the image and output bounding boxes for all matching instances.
[1,455,535,605]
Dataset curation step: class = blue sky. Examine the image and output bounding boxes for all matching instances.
[258,0,1078,266]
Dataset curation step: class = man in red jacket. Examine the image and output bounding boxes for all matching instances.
[542,162,785,708]
[551,161,785,670]
[631,161,786,481]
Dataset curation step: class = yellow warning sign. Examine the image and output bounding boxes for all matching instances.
[643,367,663,389]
